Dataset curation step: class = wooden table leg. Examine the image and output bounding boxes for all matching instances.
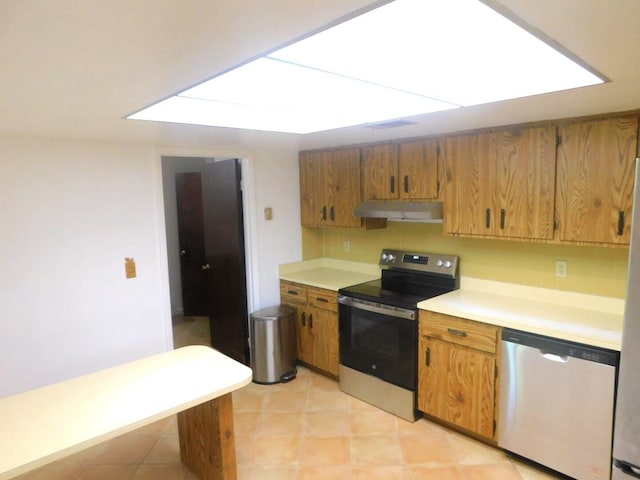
[177,393,237,480]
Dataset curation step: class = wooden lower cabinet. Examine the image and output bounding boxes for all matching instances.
[308,306,339,376]
[280,280,339,377]
[418,310,500,441]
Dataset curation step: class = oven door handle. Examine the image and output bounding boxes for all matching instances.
[337,295,416,320]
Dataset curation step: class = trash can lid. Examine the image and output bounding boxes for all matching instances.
[250,304,295,320]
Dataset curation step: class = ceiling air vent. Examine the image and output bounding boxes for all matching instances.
[366,120,417,129]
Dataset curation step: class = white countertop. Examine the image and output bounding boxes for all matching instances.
[418,277,624,351]
[279,258,379,291]
[0,346,252,480]
[279,260,624,350]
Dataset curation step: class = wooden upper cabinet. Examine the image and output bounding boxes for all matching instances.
[398,139,439,200]
[362,144,399,200]
[556,116,638,245]
[299,151,323,227]
[442,133,491,236]
[362,141,439,201]
[299,147,362,228]
[491,126,556,239]
[443,125,556,240]
[326,148,362,228]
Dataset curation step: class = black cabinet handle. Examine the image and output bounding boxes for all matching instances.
[321,206,327,221]
[404,175,409,193]
[301,312,306,327]
[618,211,625,236]
[330,206,335,221]
[287,290,298,295]
[390,175,395,194]
[316,297,328,303]
[500,209,506,230]
[447,328,467,337]
[309,314,313,329]
[485,209,491,228]
[425,347,431,366]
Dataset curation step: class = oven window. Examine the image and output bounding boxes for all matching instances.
[339,303,417,390]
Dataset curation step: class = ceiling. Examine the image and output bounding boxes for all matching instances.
[2,0,639,151]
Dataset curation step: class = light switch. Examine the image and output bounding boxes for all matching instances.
[125,257,137,279]
[264,207,273,221]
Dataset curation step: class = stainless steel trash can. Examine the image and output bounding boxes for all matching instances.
[250,305,297,384]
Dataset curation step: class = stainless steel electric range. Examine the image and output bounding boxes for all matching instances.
[337,249,459,422]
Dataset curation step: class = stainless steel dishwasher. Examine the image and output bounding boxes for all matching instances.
[499,328,618,480]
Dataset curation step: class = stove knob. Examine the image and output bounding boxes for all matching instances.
[381,253,388,261]
[436,259,444,267]
[387,254,395,262]
[444,260,452,269]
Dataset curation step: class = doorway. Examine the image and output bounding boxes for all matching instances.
[161,155,254,365]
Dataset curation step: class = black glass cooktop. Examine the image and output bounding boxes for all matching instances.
[338,269,456,310]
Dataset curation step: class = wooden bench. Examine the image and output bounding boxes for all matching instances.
[0,346,252,480]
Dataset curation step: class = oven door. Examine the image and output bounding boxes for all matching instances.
[338,295,417,391]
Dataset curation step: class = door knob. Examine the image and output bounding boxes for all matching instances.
[201,264,210,271]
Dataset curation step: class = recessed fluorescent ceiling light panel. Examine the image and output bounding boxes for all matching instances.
[128,0,603,134]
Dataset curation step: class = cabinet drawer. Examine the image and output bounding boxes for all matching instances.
[307,287,338,312]
[420,311,498,354]
[280,281,307,305]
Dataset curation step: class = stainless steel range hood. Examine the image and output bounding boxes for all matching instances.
[353,200,443,223]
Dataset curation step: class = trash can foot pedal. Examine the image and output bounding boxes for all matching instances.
[280,370,297,383]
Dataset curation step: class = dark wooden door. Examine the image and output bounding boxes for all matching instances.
[175,172,208,317]
[201,159,249,365]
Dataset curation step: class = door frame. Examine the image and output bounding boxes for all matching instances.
[156,147,259,351]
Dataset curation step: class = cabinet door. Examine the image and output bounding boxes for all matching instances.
[326,148,362,228]
[443,133,493,235]
[398,139,439,200]
[362,144,399,200]
[418,336,495,439]
[556,116,638,244]
[310,307,339,377]
[491,126,556,239]
[299,151,324,227]
[297,308,314,365]
[444,126,556,240]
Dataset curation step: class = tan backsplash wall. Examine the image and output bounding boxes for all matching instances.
[302,223,630,298]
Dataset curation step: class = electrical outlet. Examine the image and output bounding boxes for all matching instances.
[343,240,350,252]
[555,260,568,278]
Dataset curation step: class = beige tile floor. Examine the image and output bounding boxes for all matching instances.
[15,316,565,480]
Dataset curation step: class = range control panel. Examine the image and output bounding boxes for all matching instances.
[379,249,459,278]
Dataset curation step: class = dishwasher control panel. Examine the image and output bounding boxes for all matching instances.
[502,328,619,366]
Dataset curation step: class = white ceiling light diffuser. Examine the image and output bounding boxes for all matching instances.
[128,0,604,134]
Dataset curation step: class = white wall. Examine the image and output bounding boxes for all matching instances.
[0,136,171,397]
[0,136,304,398]
[250,146,303,309]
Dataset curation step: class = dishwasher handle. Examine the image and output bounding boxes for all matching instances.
[540,350,569,363]
[614,460,640,479]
